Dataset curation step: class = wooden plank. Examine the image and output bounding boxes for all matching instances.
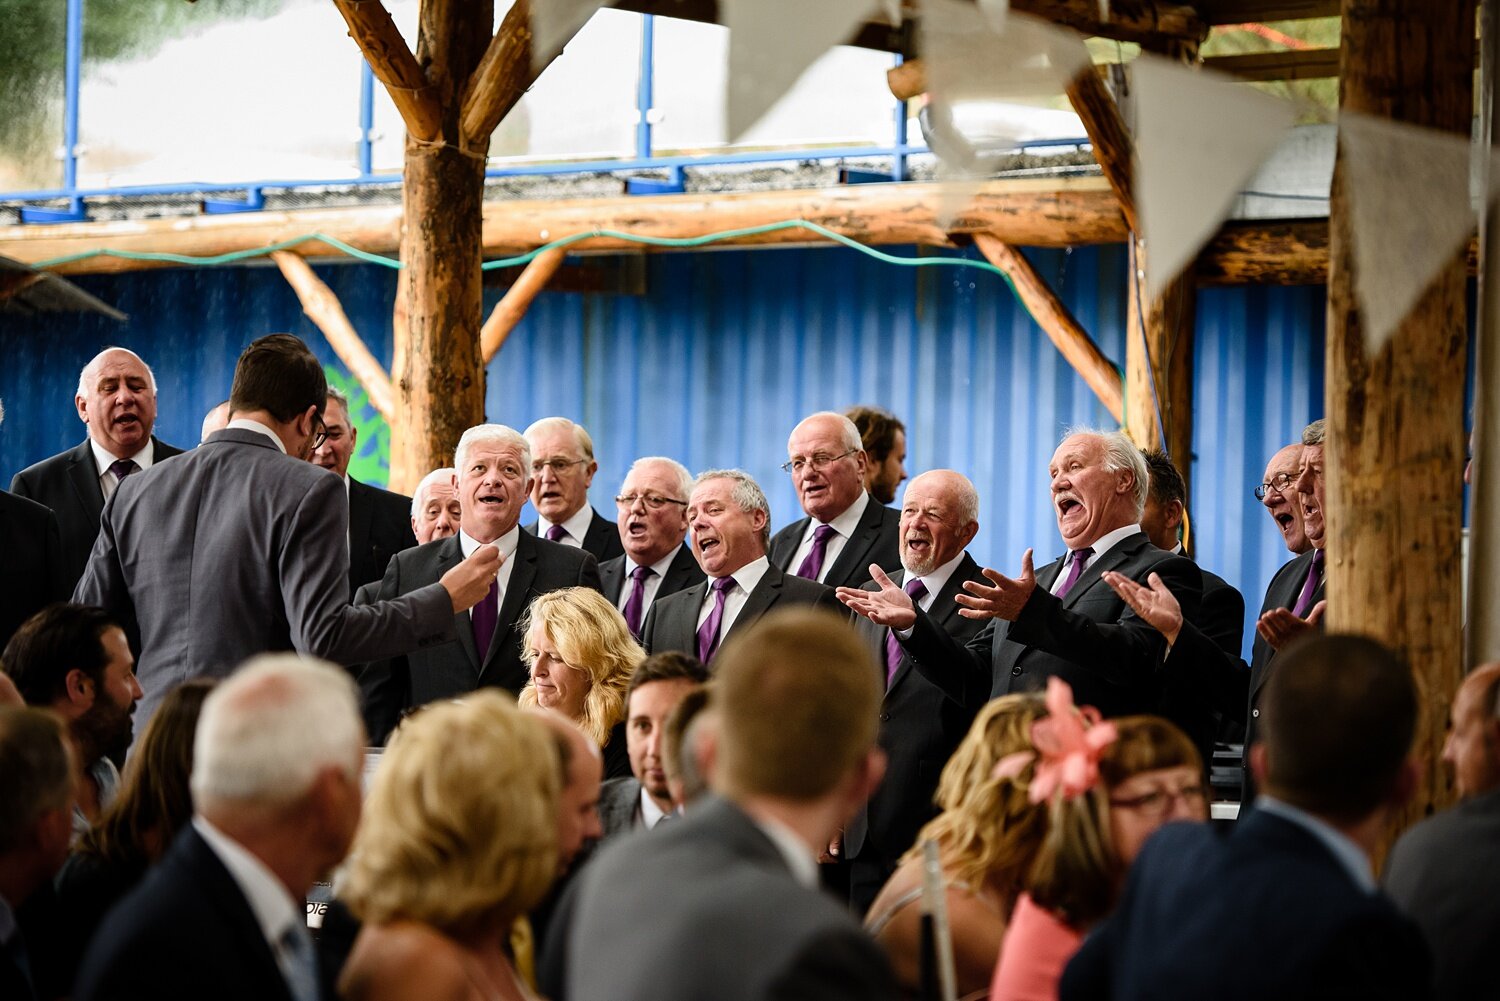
[1066,67,1138,233]
[460,0,563,149]
[1202,46,1341,81]
[1195,0,1340,23]
[331,0,442,141]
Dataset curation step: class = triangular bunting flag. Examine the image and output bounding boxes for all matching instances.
[920,2,1086,106]
[1133,55,1295,302]
[723,0,882,143]
[531,0,610,72]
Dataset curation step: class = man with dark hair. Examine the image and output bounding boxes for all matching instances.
[599,652,709,838]
[1062,634,1429,1000]
[662,686,713,810]
[2,604,140,837]
[74,334,498,733]
[845,405,907,506]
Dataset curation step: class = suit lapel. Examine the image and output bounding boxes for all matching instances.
[724,563,784,642]
[1059,533,1144,610]
[824,499,883,586]
[435,537,480,671]
[887,554,981,695]
[599,557,626,604]
[347,477,373,565]
[769,517,809,571]
[662,544,703,594]
[66,440,105,524]
[178,829,295,1001]
[490,531,540,668]
[668,579,711,651]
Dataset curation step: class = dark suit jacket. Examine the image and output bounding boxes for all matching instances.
[768,496,901,590]
[10,436,184,593]
[1153,561,1245,763]
[75,826,296,1001]
[346,476,416,597]
[845,554,991,885]
[357,529,601,743]
[640,561,843,659]
[525,506,625,564]
[1061,809,1431,1001]
[901,532,1202,719]
[553,796,898,1001]
[598,544,706,624]
[0,490,68,648]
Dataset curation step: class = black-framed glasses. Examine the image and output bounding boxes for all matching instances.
[615,493,689,511]
[1253,471,1296,500]
[310,413,328,450]
[1109,785,1206,819]
[781,448,857,475]
[532,458,589,475]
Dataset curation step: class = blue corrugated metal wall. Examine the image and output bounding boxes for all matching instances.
[0,244,1325,658]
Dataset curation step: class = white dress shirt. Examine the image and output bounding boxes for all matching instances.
[786,491,871,583]
[537,505,595,548]
[695,555,770,638]
[900,551,966,616]
[459,526,521,620]
[1048,522,1143,595]
[225,417,287,453]
[638,786,669,830]
[616,548,681,619]
[91,437,157,501]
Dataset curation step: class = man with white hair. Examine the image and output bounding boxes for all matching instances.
[11,347,184,592]
[409,467,461,545]
[76,654,366,1001]
[769,411,900,590]
[524,417,624,563]
[843,429,1202,719]
[358,424,602,744]
[599,457,705,637]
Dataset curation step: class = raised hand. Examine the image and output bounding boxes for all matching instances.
[954,549,1037,621]
[1103,570,1183,646]
[836,565,918,630]
[440,542,502,612]
[1256,599,1325,651]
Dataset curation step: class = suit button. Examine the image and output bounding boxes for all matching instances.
[1012,667,1022,677]
[1252,709,1260,718]
[879,713,891,722]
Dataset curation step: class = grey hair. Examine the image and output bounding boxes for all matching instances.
[693,469,771,549]
[791,411,863,454]
[410,467,457,519]
[77,347,158,398]
[325,386,351,417]
[1063,426,1150,518]
[625,456,693,501]
[454,424,532,477]
[1302,419,1326,447]
[525,416,595,462]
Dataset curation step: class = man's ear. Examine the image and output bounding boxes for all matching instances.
[1249,741,1269,787]
[64,668,94,708]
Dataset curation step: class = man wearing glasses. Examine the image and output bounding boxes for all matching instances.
[599,457,706,637]
[769,412,901,591]
[524,416,625,563]
[1255,443,1311,556]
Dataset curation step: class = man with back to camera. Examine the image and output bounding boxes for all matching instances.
[524,417,624,563]
[598,457,705,638]
[845,405,908,506]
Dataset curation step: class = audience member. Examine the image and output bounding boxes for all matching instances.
[409,467,461,544]
[524,417,624,563]
[11,348,184,593]
[1257,443,1310,554]
[339,692,562,1001]
[2,605,142,838]
[598,652,709,837]
[75,334,497,734]
[1384,662,1500,1000]
[864,694,1048,999]
[599,457,705,637]
[1060,635,1428,1000]
[642,469,841,661]
[357,423,600,744]
[846,405,907,505]
[311,389,416,596]
[76,654,368,1001]
[841,469,992,914]
[0,490,66,653]
[554,608,897,1001]
[661,685,714,810]
[770,411,901,589]
[200,400,231,443]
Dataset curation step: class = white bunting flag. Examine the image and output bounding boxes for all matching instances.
[723,0,883,143]
[531,0,611,71]
[1133,55,1295,302]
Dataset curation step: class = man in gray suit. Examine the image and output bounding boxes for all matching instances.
[555,607,897,1001]
[74,334,498,732]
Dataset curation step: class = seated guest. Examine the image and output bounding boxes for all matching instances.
[662,686,713,810]
[992,700,1205,1001]
[517,588,643,780]
[76,654,368,1001]
[3,604,143,838]
[865,694,1049,999]
[410,467,461,544]
[599,652,709,838]
[339,692,562,1001]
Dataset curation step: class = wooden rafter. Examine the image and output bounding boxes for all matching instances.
[1203,47,1341,81]
[1065,67,1137,233]
[460,0,554,149]
[331,0,442,141]
[1194,0,1339,22]
[480,246,567,363]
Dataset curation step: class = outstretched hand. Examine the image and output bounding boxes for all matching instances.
[953,549,1036,622]
[1256,600,1326,651]
[1103,570,1183,646]
[836,565,918,630]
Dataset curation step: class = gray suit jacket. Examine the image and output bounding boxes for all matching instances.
[598,776,643,840]
[639,562,843,660]
[73,429,454,731]
[554,796,897,1001]
[768,496,901,590]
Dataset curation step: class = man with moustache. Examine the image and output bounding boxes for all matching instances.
[838,470,992,914]
[770,412,901,590]
[524,417,624,563]
[409,467,461,545]
[846,406,908,506]
[11,348,184,593]
[599,457,705,638]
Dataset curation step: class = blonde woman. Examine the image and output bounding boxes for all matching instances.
[339,693,561,1001]
[864,693,1050,999]
[516,587,643,779]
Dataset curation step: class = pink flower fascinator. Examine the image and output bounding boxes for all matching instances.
[992,677,1118,804]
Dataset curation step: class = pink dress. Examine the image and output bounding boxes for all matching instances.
[989,892,1084,1001]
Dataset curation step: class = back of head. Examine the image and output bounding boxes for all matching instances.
[712,608,881,801]
[663,684,712,804]
[191,654,363,816]
[2,604,118,706]
[1141,449,1185,510]
[845,405,904,462]
[345,691,561,937]
[228,334,327,424]
[0,706,72,855]
[1260,634,1416,823]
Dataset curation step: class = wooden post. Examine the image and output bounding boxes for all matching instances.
[1326,0,1476,847]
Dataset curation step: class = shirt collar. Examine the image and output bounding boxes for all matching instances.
[639,786,668,829]
[459,525,520,560]
[819,490,871,538]
[1254,796,1376,892]
[539,504,596,545]
[225,418,287,454]
[90,436,155,476]
[192,816,303,946]
[902,549,966,604]
[750,811,820,889]
[627,545,682,579]
[1077,522,1143,559]
[713,554,770,594]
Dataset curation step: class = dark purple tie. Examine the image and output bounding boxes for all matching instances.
[471,578,499,659]
[795,523,837,580]
[695,576,736,663]
[1055,547,1094,600]
[1292,548,1325,617]
[108,458,138,483]
[885,578,928,687]
[546,524,567,543]
[622,564,654,637]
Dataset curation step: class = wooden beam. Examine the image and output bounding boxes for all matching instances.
[480,246,566,363]
[270,251,396,419]
[460,0,562,150]
[1066,67,1137,233]
[973,233,1123,421]
[331,0,442,141]
[1202,47,1342,81]
[1196,219,1330,284]
[1195,0,1340,23]
[887,59,925,102]
[1123,239,1196,471]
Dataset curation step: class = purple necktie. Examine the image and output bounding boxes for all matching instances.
[795,523,837,581]
[471,578,499,660]
[108,458,138,483]
[622,564,654,637]
[885,578,928,687]
[1054,547,1094,600]
[695,576,736,663]
[546,524,567,543]
[1292,548,1325,617]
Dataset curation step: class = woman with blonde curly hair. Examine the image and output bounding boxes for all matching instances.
[516,587,643,780]
[864,692,1050,999]
[339,691,562,1001]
